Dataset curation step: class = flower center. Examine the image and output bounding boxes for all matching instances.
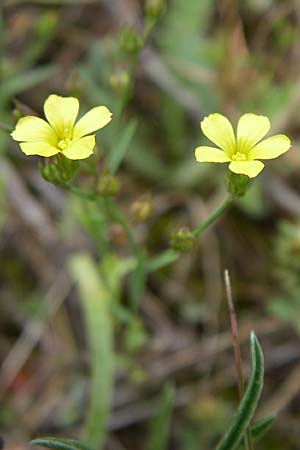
[58,138,72,150]
[57,128,73,150]
[231,152,247,161]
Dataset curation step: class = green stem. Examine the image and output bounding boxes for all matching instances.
[192,194,233,237]
[65,183,97,200]
[104,197,138,252]
[0,121,13,132]
[103,198,145,310]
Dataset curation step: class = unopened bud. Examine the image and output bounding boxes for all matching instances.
[227,171,250,197]
[130,194,153,223]
[120,28,144,55]
[170,227,195,253]
[12,108,22,122]
[35,11,57,38]
[97,172,120,196]
[109,70,130,93]
[109,224,126,246]
[39,154,78,185]
[145,0,166,20]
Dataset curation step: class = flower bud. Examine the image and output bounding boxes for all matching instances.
[120,27,144,55]
[130,194,153,223]
[170,227,195,253]
[145,0,166,20]
[39,154,78,185]
[97,172,121,196]
[226,170,251,197]
[109,70,130,93]
[12,108,22,122]
[34,11,57,38]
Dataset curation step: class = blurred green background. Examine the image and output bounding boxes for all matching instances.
[1,1,300,449]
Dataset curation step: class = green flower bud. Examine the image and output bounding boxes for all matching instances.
[170,227,195,253]
[39,154,78,185]
[227,170,251,197]
[145,0,166,20]
[109,70,130,93]
[97,172,121,196]
[34,11,57,38]
[12,108,22,122]
[120,27,144,55]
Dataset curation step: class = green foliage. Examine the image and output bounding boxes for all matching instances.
[107,119,137,174]
[270,221,300,332]
[69,254,115,449]
[215,333,264,450]
[251,415,276,441]
[2,1,298,449]
[146,384,175,450]
[31,438,92,450]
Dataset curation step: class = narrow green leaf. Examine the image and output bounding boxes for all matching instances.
[237,415,276,449]
[129,249,146,310]
[31,437,92,450]
[0,65,56,104]
[215,332,264,450]
[69,254,114,450]
[145,249,178,273]
[146,384,175,450]
[108,119,137,174]
[251,415,276,440]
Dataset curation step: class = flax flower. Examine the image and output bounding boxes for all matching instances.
[11,94,112,160]
[195,113,291,178]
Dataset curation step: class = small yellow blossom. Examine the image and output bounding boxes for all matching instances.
[11,94,112,160]
[195,113,291,178]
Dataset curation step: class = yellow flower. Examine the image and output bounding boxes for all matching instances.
[195,113,291,178]
[11,94,112,160]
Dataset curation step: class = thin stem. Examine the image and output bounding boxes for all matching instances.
[104,197,138,252]
[103,198,145,310]
[224,269,254,450]
[65,183,97,200]
[0,121,13,132]
[192,194,233,237]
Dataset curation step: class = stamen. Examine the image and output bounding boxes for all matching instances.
[231,152,247,161]
[58,138,72,150]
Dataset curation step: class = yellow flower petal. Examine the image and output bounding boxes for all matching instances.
[195,146,230,162]
[249,134,291,160]
[11,116,57,145]
[44,94,79,137]
[236,113,270,152]
[73,106,112,139]
[20,141,59,157]
[229,160,264,178]
[62,135,95,160]
[200,113,235,154]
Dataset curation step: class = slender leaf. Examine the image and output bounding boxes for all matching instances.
[215,332,264,450]
[108,119,137,174]
[69,254,114,450]
[237,415,276,449]
[145,249,178,273]
[251,415,276,440]
[146,384,175,450]
[31,438,92,450]
[129,249,146,310]
[0,65,56,104]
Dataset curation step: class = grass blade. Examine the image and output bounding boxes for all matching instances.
[107,119,137,174]
[146,384,175,450]
[69,254,114,450]
[31,438,92,450]
[215,332,264,450]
